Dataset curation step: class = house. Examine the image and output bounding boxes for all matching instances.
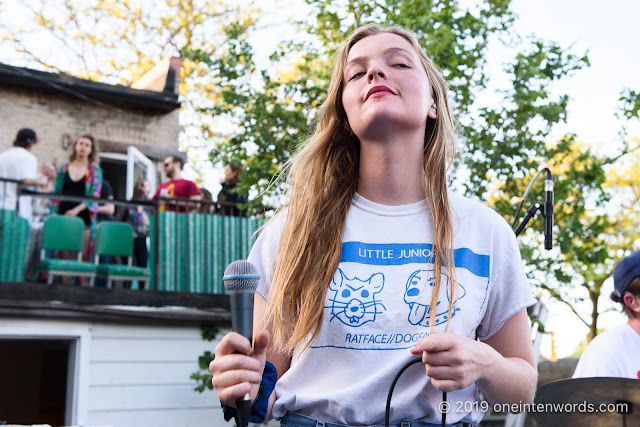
[0,61,239,427]
[0,58,183,199]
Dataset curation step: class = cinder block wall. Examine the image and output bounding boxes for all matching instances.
[0,86,179,169]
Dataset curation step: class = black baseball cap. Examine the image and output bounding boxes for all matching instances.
[611,251,640,302]
[16,128,40,144]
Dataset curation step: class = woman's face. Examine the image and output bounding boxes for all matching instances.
[341,33,436,141]
[141,180,151,196]
[74,137,93,159]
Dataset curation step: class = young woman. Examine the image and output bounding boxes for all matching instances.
[51,135,102,279]
[210,24,537,426]
[122,180,151,271]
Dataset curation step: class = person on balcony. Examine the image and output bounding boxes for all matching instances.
[51,135,103,286]
[199,187,216,214]
[152,155,200,212]
[0,128,47,219]
[122,178,151,288]
[24,162,57,282]
[216,162,248,217]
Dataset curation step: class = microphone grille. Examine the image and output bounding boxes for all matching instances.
[223,260,260,293]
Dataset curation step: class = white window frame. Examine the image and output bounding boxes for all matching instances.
[126,146,156,199]
[0,319,92,426]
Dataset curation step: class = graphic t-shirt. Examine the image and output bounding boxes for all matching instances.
[153,179,199,212]
[572,323,640,380]
[249,192,535,425]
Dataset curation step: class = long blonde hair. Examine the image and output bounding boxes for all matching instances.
[266,24,458,353]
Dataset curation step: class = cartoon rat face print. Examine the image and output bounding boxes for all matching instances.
[327,268,386,327]
[403,269,466,327]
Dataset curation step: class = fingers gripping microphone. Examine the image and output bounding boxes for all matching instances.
[544,170,554,250]
[223,260,260,427]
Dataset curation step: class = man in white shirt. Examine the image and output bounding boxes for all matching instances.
[573,251,640,379]
[0,128,46,219]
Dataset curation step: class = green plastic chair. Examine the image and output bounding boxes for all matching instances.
[39,216,96,286]
[94,221,149,289]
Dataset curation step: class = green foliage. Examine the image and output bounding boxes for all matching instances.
[201,1,638,343]
[619,89,640,121]
[190,326,220,393]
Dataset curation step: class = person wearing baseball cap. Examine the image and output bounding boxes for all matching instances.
[0,128,46,219]
[573,251,640,379]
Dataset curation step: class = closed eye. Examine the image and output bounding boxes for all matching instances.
[394,63,410,68]
[349,72,365,81]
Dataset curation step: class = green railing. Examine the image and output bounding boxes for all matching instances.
[0,209,29,282]
[150,212,265,293]
[1,179,268,293]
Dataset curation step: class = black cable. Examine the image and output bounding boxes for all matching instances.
[385,358,448,427]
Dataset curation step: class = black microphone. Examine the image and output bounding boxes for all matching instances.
[544,169,554,250]
[223,260,260,427]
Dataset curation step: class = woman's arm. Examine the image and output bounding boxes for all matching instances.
[253,294,291,420]
[85,164,102,214]
[411,309,536,408]
[210,293,291,419]
[476,309,537,405]
[50,164,67,214]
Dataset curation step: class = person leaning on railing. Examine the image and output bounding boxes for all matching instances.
[0,128,47,219]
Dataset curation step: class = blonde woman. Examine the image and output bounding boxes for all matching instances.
[51,135,102,285]
[210,24,536,426]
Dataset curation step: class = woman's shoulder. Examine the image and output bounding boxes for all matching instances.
[260,209,288,238]
[448,191,515,235]
[449,191,506,220]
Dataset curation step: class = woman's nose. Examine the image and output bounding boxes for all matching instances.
[368,68,386,82]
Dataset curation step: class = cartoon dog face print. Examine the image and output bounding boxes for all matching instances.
[403,269,466,327]
[327,268,385,327]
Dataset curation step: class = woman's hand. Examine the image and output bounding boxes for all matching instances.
[210,329,270,407]
[64,204,85,217]
[64,207,79,216]
[410,333,500,392]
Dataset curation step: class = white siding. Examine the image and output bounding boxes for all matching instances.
[0,317,237,427]
[86,323,224,427]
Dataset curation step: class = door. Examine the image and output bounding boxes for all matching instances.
[126,146,156,199]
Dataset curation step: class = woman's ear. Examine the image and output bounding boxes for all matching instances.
[428,101,437,119]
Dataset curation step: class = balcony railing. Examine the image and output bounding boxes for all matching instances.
[0,177,267,295]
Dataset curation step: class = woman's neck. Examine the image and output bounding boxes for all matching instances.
[357,134,426,206]
[72,158,89,166]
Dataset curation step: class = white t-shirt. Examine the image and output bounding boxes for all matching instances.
[249,192,535,425]
[0,147,38,219]
[572,323,640,379]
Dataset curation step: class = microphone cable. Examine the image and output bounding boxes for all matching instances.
[511,167,548,230]
[385,358,447,427]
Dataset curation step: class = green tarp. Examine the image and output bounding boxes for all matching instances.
[149,213,265,293]
[0,209,28,282]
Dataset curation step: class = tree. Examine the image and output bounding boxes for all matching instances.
[207,0,588,211]
[204,1,640,342]
[0,0,261,183]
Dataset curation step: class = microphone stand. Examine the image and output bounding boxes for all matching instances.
[513,202,542,237]
[511,168,552,247]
